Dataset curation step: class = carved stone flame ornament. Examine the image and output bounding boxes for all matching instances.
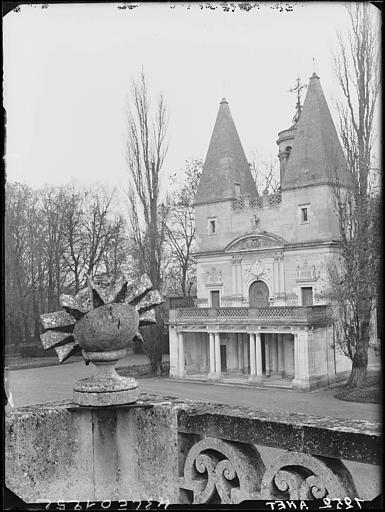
[40,273,163,406]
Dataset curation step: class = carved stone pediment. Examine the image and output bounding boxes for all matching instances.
[225,233,285,253]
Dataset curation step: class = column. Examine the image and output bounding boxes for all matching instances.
[265,335,270,376]
[249,333,256,379]
[255,333,263,383]
[214,332,221,378]
[293,333,299,384]
[200,333,206,373]
[237,260,243,302]
[273,260,279,298]
[279,258,285,296]
[208,332,215,378]
[169,327,179,378]
[178,331,185,378]
[237,333,243,371]
[272,334,278,372]
[231,259,237,300]
[292,331,311,390]
[278,334,284,374]
[243,336,249,372]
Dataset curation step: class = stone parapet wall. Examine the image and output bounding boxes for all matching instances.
[6,395,381,504]
[5,398,179,503]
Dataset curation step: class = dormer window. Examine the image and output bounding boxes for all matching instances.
[208,217,217,235]
[234,183,241,197]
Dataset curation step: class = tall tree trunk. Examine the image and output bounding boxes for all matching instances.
[348,350,368,387]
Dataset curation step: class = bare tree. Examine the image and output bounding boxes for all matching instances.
[101,215,128,278]
[164,159,203,297]
[125,70,169,375]
[249,152,280,194]
[62,186,87,294]
[5,182,130,355]
[82,186,123,279]
[328,3,380,387]
[5,183,35,348]
[39,186,68,311]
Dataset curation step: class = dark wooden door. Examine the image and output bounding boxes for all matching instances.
[249,281,269,307]
[220,345,227,371]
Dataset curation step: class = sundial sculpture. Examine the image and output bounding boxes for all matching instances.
[40,273,163,406]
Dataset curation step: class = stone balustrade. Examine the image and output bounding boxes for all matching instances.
[5,395,381,504]
[172,305,331,327]
[232,193,282,211]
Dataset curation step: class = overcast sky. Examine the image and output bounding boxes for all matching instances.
[3,2,380,196]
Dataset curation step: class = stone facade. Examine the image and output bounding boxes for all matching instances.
[168,74,378,390]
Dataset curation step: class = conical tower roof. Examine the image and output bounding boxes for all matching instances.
[282,73,349,191]
[195,98,257,205]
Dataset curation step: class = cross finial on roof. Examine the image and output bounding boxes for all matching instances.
[311,58,320,79]
[289,76,307,124]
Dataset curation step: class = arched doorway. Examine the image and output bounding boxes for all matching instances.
[249,281,270,307]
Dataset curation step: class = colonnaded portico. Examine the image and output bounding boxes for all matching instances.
[171,330,293,384]
[168,306,340,390]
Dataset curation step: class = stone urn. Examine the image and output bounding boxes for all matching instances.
[40,273,163,406]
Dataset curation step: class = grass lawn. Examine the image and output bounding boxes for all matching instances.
[334,371,382,404]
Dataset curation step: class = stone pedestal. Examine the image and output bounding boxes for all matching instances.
[73,349,139,406]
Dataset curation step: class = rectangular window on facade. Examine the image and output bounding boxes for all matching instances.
[211,290,220,308]
[301,287,313,306]
[208,218,217,234]
[298,204,310,224]
[234,183,241,197]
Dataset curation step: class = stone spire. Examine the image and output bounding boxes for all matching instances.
[195,98,257,205]
[282,73,349,191]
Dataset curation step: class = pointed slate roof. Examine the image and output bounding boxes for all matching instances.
[195,98,257,205]
[282,73,349,191]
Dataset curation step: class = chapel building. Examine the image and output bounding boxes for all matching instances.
[168,73,375,390]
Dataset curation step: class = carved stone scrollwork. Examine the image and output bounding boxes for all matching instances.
[205,267,222,285]
[179,437,265,504]
[260,452,358,500]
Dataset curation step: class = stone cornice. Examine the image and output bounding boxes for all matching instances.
[193,239,341,258]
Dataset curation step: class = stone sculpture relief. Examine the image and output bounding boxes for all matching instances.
[229,236,279,252]
[179,438,358,504]
[260,451,358,500]
[250,215,261,233]
[296,260,319,281]
[250,260,265,277]
[205,267,223,284]
[179,437,265,504]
